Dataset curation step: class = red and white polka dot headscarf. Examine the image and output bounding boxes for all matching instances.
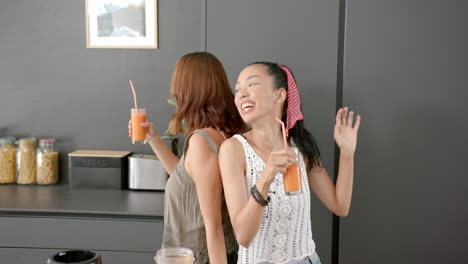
[278,65,304,137]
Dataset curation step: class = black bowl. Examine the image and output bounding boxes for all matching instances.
[47,250,102,264]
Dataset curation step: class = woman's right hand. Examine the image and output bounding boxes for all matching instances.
[141,121,159,143]
[261,148,298,185]
[128,120,159,143]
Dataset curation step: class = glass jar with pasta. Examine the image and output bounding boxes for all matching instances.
[0,137,17,184]
[36,138,59,185]
[17,138,37,185]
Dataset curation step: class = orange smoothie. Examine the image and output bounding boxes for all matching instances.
[131,109,147,143]
[284,164,302,194]
[283,147,302,195]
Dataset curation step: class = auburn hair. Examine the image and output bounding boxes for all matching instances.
[167,52,248,136]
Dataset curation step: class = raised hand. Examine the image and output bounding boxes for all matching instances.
[334,107,361,156]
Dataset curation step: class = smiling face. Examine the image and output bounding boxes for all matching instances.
[234,64,286,124]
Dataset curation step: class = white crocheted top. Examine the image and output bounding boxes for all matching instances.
[233,135,315,264]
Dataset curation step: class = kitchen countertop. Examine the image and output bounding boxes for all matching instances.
[0,185,164,220]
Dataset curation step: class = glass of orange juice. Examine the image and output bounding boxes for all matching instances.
[131,108,148,144]
[283,147,302,195]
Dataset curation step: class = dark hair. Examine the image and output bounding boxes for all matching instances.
[249,61,322,170]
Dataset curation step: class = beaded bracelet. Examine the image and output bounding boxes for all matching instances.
[252,185,269,204]
[250,185,270,207]
[251,193,266,207]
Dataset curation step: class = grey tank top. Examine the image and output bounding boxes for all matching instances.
[162,129,237,264]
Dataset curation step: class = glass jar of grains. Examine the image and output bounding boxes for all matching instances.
[36,138,59,185]
[0,137,17,184]
[17,137,37,185]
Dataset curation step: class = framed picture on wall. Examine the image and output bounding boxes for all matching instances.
[85,0,158,49]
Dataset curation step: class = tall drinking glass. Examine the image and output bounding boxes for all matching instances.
[131,108,147,144]
[283,147,302,195]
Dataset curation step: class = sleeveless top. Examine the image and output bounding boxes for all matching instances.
[162,129,238,264]
[233,135,315,264]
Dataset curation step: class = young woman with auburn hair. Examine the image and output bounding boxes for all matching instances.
[130,52,247,264]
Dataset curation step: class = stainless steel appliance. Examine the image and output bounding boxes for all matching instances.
[128,154,167,191]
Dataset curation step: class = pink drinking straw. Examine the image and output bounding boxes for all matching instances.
[129,80,138,110]
[275,117,288,149]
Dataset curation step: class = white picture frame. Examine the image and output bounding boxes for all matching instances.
[85,0,158,49]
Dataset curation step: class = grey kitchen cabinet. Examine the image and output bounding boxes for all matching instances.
[339,0,468,263]
[0,186,165,264]
[0,216,163,252]
[0,216,163,264]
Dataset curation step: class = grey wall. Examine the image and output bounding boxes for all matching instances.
[340,0,468,263]
[0,0,204,182]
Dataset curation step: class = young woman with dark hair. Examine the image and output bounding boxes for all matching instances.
[219,62,361,264]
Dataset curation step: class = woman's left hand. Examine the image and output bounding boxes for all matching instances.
[334,107,361,156]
